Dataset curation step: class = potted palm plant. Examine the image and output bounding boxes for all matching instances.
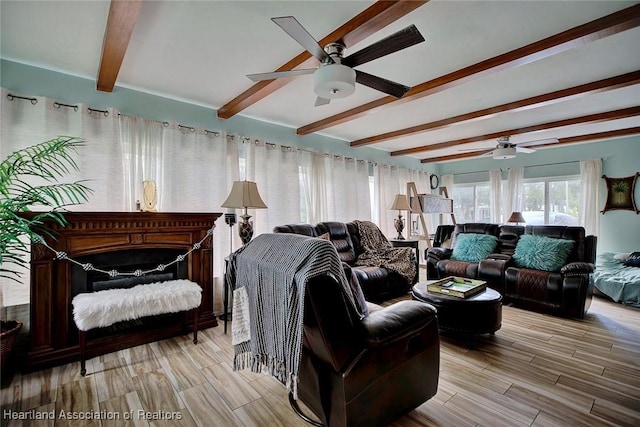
[1,136,92,373]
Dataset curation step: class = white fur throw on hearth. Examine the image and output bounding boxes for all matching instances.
[72,279,202,331]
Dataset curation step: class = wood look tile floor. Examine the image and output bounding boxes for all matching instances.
[2,276,640,426]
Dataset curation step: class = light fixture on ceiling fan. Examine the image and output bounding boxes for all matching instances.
[313,43,356,100]
[460,136,559,159]
[247,16,425,106]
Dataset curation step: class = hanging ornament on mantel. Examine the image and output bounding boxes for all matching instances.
[142,179,158,212]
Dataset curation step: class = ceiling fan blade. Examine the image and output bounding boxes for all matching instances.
[271,16,332,64]
[516,137,559,147]
[480,149,496,157]
[355,70,410,98]
[247,68,316,82]
[314,97,330,107]
[342,25,425,68]
[516,146,536,154]
[459,146,492,152]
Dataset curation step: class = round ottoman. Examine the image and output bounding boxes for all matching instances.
[412,281,502,342]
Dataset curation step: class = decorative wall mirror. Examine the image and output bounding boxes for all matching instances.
[601,172,639,214]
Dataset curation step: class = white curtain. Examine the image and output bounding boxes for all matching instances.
[298,152,330,224]
[301,152,371,224]
[580,159,602,236]
[374,164,406,237]
[326,155,371,222]
[504,167,524,220]
[489,169,503,223]
[1,90,123,211]
[119,116,165,211]
[1,89,122,301]
[244,139,302,234]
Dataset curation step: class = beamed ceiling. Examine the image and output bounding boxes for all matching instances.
[2,0,639,163]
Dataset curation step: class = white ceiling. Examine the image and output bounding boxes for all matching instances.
[2,0,639,163]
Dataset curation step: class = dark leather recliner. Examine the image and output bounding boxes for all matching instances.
[503,226,596,318]
[426,223,503,290]
[299,270,440,427]
[432,224,455,248]
[274,221,417,302]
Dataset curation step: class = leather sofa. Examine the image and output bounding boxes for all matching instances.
[274,221,418,302]
[427,224,597,318]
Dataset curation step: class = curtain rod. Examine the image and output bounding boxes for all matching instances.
[521,160,580,168]
[451,160,583,176]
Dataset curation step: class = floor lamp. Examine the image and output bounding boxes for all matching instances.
[220,211,236,329]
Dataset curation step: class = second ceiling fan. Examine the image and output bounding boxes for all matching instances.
[247,16,425,106]
[460,136,560,159]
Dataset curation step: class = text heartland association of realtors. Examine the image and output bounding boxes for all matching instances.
[3,409,183,421]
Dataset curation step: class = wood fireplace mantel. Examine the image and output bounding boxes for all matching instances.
[25,212,221,371]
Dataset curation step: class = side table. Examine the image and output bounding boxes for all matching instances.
[390,239,420,264]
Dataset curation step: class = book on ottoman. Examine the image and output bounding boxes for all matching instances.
[427,276,486,298]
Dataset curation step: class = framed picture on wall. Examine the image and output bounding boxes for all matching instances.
[601,172,639,214]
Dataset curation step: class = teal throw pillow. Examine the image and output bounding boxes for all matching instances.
[513,234,574,271]
[451,233,498,263]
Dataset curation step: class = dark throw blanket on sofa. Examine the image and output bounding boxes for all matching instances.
[353,220,416,284]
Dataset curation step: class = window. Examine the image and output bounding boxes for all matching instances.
[452,183,490,223]
[522,176,580,225]
[453,175,581,225]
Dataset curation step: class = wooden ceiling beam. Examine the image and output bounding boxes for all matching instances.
[393,106,640,156]
[217,0,428,119]
[97,0,143,92]
[420,127,640,163]
[298,3,640,136]
[351,71,640,147]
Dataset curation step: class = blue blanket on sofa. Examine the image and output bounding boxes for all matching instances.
[594,252,640,307]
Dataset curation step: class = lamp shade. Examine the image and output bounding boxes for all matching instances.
[507,211,525,224]
[389,194,412,211]
[221,181,267,209]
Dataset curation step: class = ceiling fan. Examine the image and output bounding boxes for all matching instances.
[247,16,425,106]
[461,136,559,159]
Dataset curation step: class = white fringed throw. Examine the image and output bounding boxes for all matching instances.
[229,233,355,399]
[72,279,202,331]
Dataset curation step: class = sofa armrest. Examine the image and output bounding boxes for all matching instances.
[426,247,452,262]
[561,262,595,274]
[478,258,509,294]
[486,253,512,262]
[361,300,437,347]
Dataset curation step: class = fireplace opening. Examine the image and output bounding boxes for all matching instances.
[72,248,188,297]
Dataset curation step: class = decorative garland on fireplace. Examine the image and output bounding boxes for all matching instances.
[32,227,215,278]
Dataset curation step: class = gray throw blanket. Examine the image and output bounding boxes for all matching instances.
[353,220,416,284]
[228,233,356,399]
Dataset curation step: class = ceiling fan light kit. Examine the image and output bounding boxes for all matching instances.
[492,146,517,160]
[314,63,356,99]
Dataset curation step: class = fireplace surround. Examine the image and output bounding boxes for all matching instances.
[24,212,221,371]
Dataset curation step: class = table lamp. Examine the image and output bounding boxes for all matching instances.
[389,194,412,239]
[221,180,267,244]
[507,211,525,225]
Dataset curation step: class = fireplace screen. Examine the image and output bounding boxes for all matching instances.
[72,248,188,297]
